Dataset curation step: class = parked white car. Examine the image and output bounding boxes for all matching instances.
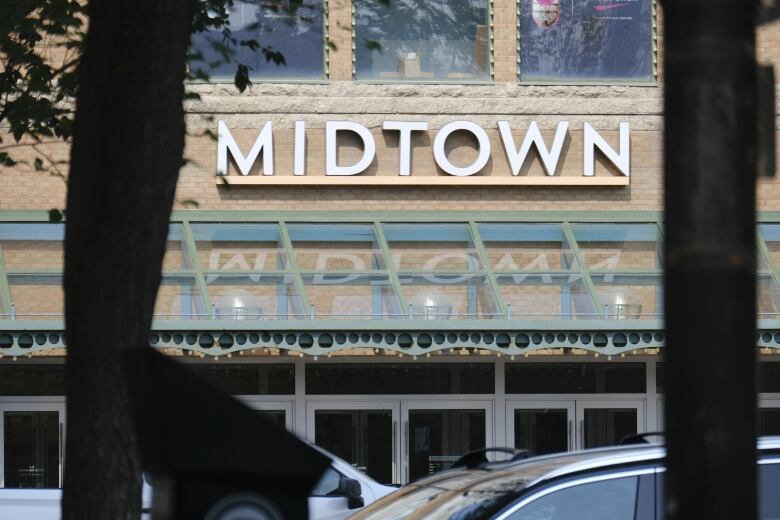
[0,445,396,520]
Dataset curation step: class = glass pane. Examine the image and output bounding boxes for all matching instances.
[288,224,385,270]
[4,411,60,488]
[400,274,499,319]
[760,363,780,393]
[306,364,494,394]
[518,0,652,81]
[7,274,63,320]
[759,409,780,436]
[479,223,576,270]
[505,363,646,394]
[154,276,205,319]
[384,224,481,270]
[0,223,64,270]
[355,0,490,81]
[191,223,286,271]
[760,225,780,269]
[758,276,780,318]
[592,273,663,319]
[189,1,325,79]
[408,409,485,482]
[506,476,638,520]
[302,274,401,319]
[583,408,637,448]
[761,464,780,520]
[514,409,568,455]
[191,364,295,394]
[0,366,64,396]
[572,223,662,270]
[257,410,287,429]
[206,273,304,319]
[163,224,193,271]
[315,410,394,484]
[496,273,597,319]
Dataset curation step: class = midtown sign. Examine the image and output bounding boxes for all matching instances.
[216,120,631,186]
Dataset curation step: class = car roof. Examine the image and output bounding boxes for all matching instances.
[409,436,780,491]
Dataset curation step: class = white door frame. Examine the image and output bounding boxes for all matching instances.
[506,400,576,452]
[306,400,401,484]
[0,401,66,488]
[575,399,646,450]
[240,398,294,430]
[401,399,494,484]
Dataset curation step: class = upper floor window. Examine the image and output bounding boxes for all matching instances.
[518,0,653,82]
[189,0,325,81]
[354,0,491,82]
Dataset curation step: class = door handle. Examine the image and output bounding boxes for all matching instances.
[404,420,409,484]
[59,422,64,487]
[392,420,397,481]
[568,419,573,451]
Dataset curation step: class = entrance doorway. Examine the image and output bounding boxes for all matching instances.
[506,399,645,453]
[243,400,294,430]
[307,400,493,485]
[0,402,65,488]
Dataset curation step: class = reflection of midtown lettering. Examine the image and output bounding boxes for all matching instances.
[206,249,622,284]
[216,120,630,179]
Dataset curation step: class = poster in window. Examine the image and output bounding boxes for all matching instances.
[519,0,653,81]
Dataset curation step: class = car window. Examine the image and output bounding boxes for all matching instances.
[311,466,343,497]
[761,463,780,520]
[656,462,780,520]
[504,475,639,520]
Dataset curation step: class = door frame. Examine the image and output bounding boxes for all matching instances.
[240,398,294,430]
[506,397,646,451]
[401,399,494,484]
[306,400,401,484]
[0,401,66,488]
[506,399,576,453]
[575,398,646,450]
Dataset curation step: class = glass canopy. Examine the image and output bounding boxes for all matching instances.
[1,219,779,322]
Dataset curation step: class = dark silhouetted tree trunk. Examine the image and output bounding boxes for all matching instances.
[63,0,194,518]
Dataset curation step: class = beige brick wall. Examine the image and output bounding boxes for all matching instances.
[2,1,780,215]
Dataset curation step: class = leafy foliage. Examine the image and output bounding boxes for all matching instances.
[0,0,85,168]
[1,0,317,168]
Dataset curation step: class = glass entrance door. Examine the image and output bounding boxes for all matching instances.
[307,402,399,485]
[0,403,65,488]
[243,400,294,430]
[508,399,645,453]
[576,400,645,449]
[507,401,574,454]
[401,401,493,484]
[759,398,780,435]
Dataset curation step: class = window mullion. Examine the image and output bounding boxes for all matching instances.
[562,221,604,317]
[469,221,507,318]
[279,221,312,317]
[374,221,408,316]
[181,220,212,317]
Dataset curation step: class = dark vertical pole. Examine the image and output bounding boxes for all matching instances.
[663,1,758,519]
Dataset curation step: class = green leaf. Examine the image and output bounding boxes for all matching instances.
[48,209,64,222]
[0,152,17,167]
[33,157,44,171]
[363,39,383,53]
[234,64,251,93]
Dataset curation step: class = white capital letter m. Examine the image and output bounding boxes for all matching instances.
[217,120,274,176]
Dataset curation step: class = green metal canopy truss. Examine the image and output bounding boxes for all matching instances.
[0,210,779,357]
